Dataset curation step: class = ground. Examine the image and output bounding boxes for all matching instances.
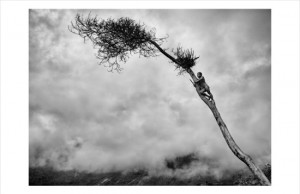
[29,154,271,186]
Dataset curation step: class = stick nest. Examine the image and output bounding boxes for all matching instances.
[172,46,199,75]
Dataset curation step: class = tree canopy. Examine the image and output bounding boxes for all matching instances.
[69,13,198,74]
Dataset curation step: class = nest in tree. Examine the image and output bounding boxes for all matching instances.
[172,46,199,74]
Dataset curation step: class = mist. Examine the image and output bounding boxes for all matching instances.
[29,9,271,178]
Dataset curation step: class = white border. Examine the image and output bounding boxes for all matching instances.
[1,1,299,194]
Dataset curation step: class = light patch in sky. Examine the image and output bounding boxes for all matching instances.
[29,9,271,176]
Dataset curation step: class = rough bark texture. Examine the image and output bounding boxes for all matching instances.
[150,40,270,185]
[186,68,271,186]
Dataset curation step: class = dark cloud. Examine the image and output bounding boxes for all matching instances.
[29,9,271,176]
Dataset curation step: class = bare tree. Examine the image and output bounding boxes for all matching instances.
[69,14,271,185]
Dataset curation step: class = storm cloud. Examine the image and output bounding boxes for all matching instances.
[29,9,271,176]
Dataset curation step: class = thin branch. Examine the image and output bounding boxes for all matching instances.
[69,14,167,72]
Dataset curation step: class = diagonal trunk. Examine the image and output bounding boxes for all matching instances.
[149,40,179,64]
[186,68,271,186]
[150,41,270,185]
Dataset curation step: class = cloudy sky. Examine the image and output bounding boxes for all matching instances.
[29,9,271,177]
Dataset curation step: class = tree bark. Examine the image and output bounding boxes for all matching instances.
[186,68,271,186]
[149,40,270,185]
[149,40,179,64]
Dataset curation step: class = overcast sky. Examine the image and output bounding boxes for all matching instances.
[29,9,271,177]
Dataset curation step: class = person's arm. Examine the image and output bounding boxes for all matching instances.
[195,75,204,83]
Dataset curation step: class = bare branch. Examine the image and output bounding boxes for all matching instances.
[69,14,167,72]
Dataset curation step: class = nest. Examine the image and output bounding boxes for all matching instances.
[172,46,199,74]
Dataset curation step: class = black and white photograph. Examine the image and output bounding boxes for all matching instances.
[28,9,272,186]
[0,1,299,193]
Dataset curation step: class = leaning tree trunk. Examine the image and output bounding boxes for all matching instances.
[186,68,271,186]
[149,40,270,185]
